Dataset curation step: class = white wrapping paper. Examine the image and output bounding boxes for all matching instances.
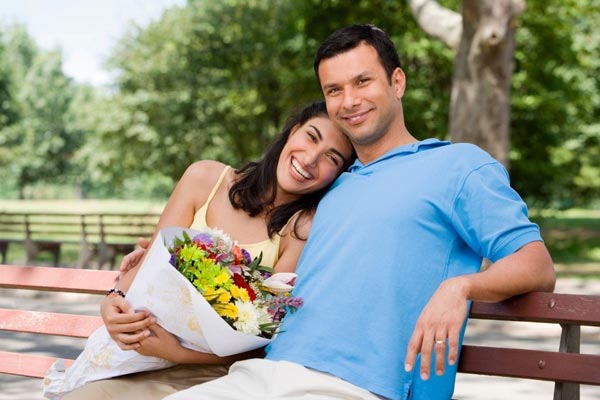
[43,227,272,399]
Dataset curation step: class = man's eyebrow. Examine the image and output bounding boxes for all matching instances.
[308,125,323,140]
[321,81,341,91]
[322,72,373,91]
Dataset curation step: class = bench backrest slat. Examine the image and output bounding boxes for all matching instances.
[469,292,600,326]
[459,345,600,385]
[0,350,74,378]
[0,308,103,338]
[0,264,118,294]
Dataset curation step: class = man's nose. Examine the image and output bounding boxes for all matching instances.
[342,87,360,109]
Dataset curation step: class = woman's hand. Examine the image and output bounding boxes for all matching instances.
[100,294,155,350]
[136,324,184,361]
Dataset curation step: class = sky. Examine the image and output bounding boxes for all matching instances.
[1,0,185,86]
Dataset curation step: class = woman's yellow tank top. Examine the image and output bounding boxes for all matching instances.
[190,166,282,268]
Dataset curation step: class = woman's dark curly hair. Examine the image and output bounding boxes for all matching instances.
[229,100,354,239]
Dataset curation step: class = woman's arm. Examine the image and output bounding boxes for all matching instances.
[136,324,264,364]
[101,161,225,349]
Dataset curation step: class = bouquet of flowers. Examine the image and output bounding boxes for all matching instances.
[43,227,302,399]
[167,229,303,338]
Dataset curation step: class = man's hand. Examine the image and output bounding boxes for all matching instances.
[100,294,155,350]
[404,277,469,380]
[116,237,150,281]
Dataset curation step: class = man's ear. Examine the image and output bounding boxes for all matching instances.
[391,67,406,99]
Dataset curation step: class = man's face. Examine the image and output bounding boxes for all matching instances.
[317,43,404,155]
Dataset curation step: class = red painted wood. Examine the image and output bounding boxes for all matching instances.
[458,345,600,385]
[0,351,74,378]
[470,292,600,326]
[0,264,118,294]
[0,308,103,337]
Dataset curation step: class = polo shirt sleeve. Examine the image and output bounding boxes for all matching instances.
[450,161,543,263]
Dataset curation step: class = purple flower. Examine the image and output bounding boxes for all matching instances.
[241,248,252,265]
[169,254,177,268]
[193,233,214,246]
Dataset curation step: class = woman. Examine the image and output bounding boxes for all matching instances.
[63,101,354,399]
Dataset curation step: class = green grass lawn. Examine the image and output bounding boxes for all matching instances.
[531,208,600,264]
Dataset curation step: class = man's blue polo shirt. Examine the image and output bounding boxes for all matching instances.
[266,139,542,400]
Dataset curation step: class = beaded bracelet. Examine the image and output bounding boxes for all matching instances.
[106,288,126,298]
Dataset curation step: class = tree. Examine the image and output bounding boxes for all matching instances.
[89,0,321,186]
[409,0,525,166]
[509,0,600,206]
[0,25,78,198]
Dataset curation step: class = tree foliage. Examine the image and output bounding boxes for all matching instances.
[0,1,597,205]
[0,25,79,198]
[510,0,600,207]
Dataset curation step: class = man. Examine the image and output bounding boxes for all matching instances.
[164,24,555,400]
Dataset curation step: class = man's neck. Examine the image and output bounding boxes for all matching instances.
[355,128,417,165]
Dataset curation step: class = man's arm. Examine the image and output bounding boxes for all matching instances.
[404,241,555,380]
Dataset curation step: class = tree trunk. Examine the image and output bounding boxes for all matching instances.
[408,0,525,167]
[450,0,524,167]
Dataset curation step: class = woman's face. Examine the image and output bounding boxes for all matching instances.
[276,115,353,203]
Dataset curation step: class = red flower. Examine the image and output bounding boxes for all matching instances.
[232,273,256,301]
[232,246,245,265]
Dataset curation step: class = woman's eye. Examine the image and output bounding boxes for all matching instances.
[327,154,340,166]
[306,132,317,142]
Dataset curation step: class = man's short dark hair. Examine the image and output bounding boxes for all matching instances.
[313,24,402,86]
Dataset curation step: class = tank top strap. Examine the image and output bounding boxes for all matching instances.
[278,209,303,236]
[206,165,231,206]
[191,165,231,229]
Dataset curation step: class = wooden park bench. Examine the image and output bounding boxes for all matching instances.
[0,263,599,399]
[459,292,600,399]
[0,212,159,269]
[0,264,116,377]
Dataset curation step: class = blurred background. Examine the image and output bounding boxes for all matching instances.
[0,0,598,272]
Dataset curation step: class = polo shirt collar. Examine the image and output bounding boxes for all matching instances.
[348,138,450,172]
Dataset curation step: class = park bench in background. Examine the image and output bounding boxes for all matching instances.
[1,263,599,400]
[0,212,160,269]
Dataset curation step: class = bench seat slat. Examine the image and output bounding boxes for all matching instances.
[0,264,118,294]
[470,292,600,326]
[0,351,74,378]
[459,345,600,385]
[0,309,103,337]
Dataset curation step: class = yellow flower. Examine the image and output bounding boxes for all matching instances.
[214,271,230,285]
[215,303,238,319]
[203,287,216,300]
[230,284,250,303]
[217,290,231,304]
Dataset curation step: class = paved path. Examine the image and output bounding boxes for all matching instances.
[1,278,599,400]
